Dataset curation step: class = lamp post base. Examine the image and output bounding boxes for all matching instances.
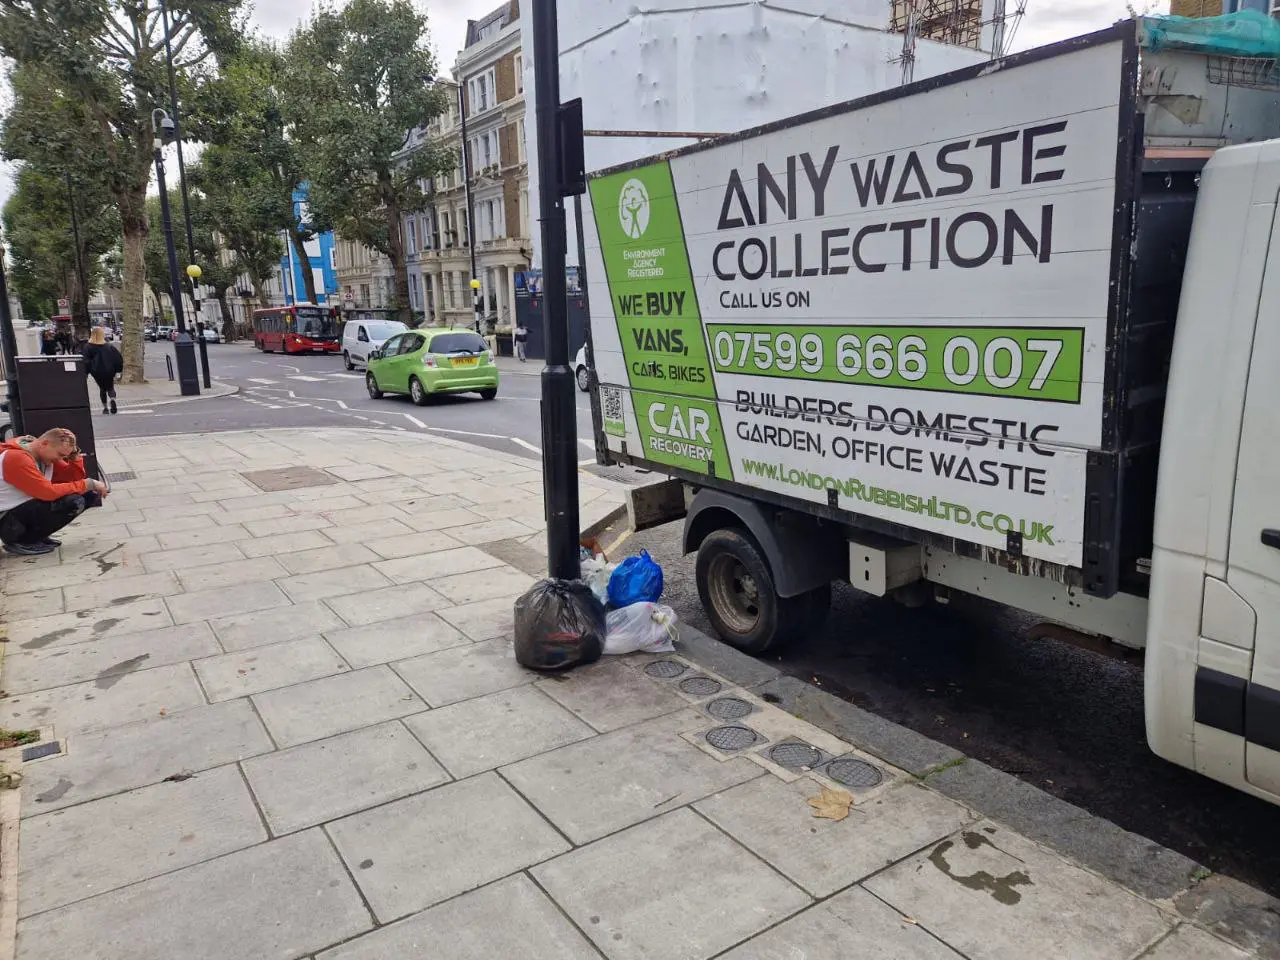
[173,334,201,397]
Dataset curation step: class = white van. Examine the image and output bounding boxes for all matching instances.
[342,319,408,370]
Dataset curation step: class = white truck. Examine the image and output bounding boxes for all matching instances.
[579,21,1280,804]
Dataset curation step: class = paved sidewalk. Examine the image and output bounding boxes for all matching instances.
[114,378,238,408]
[0,428,1265,960]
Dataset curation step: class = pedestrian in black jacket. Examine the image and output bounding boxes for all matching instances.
[82,328,123,414]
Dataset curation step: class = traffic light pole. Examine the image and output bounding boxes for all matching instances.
[532,0,581,581]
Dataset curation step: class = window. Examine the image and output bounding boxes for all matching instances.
[360,283,370,305]
[409,273,420,309]
[519,186,529,237]
[406,217,417,253]
[515,53,524,93]
[423,213,435,250]
[400,333,425,354]
[517,119,526,163]
[468,69,495,114]
[382,333,405,356]
[429,331,488,354]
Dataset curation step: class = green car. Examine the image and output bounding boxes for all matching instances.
[365,328,499,404]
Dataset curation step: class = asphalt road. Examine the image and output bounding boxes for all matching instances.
[97,339,1280,896]
[98,341,613,470]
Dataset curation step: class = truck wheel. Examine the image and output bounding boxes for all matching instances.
[696,528,789,654]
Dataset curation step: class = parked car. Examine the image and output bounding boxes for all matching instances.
[200,326,220,344]
[575,346,589,392]
[365,328,498,404]
[155,325,175,341]
[342,319,408,370]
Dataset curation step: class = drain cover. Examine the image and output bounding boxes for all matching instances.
[21,741,61,762]
[679,676,723,697]
[644,660,687,679]
[824,757,884,789]
[767,741,824,770]
[706,696,752,720]
[104,471,136,483]
[705,725,760,751]
[240,466,339,492]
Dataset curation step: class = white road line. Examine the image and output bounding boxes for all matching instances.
[288,375,325,382]
[247,378,277,384]
[426,426,507,440]
[578,438,594,449]
[402,414,427,428]
[579,458,597,465]
[120,409,154,415]
[330,373,364,379]
[511,437,541,455]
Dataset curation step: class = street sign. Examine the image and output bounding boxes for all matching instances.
[57,298,68,310]
[343,292,354,303]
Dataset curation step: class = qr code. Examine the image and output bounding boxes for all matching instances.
[601,386,624,423]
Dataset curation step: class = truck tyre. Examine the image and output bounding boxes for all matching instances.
[696,528,791,654]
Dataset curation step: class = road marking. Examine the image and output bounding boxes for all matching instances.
[579,458,597,466]
[578,438,593,449]
[288,375,325,382]
[402,414,427,428]
[426,426,507,440]
[330,373,364,379]
[120,409,154,415]
[511,437,541,455]
[247,378,277,384]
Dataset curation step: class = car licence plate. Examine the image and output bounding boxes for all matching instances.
[452,357,480,367]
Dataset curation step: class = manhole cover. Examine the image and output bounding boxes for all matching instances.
[104,471,136,483]
[705,725,759,751]
[824,757,884,789]
[240,466,339,492]
[767,741,824,770]
[644,660,687,679]
[21,741,61,762]
[706,696,752,720]
[679,676,722,697]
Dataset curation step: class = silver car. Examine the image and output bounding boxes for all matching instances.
[342,319,408,370]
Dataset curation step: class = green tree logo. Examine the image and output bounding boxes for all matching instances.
[618,178,650,239]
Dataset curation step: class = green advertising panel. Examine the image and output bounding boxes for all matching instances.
[589,162,733,478]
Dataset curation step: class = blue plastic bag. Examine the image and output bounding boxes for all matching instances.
[608,550,664,607]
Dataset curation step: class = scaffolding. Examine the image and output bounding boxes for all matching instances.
[890,0,1027,84]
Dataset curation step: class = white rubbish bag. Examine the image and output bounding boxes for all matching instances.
[580,555,615,606]
[604,602,678,655]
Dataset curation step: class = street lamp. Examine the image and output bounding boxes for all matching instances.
[152,108,200,396]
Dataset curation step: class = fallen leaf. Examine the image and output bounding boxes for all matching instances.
[158,708,167,717]
[807,786,854,822]
[902,916,918,925]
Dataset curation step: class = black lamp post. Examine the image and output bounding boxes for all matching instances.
[152,109,200,396]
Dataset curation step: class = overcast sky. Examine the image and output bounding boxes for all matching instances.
[0,0,1161,218]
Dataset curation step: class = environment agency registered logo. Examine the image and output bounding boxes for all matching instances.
[619,178,650,239]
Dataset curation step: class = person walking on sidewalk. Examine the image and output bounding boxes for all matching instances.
[514,321,529,362]
[83,327,123,415]
[0,428,107,556]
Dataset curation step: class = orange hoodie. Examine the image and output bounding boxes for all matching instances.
[0,438,89,503]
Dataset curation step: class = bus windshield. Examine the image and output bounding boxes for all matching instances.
[295,308,336,338]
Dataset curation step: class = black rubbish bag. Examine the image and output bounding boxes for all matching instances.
[513,578,606,671]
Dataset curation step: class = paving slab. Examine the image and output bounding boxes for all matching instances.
[536,659,689,733]
[243,514,333,538]
[155,523,250,550]
[252,666,427,748]
[695,776,974,897]
[316,874,599,960]
[1144,925,1253,960]
[1,662,205,737]
[1174,875,1280,960]
[427,564,533,604]
[237,529,334,558]
[209,600,346,652]
[371,545,506,585]
[719,885,965,960]
[3,558,144,596]
[275,543,381,576]
[175,555,289,593]
[0,588,63,621]
[404,685,595,778]
[242,721,449,836]
[534,807,811,960]
[1,622,219,696]
[394,507,488,532]
[18,764,266,917]
[194,637,351,701]
[502,710,764,844]
[863,822,1172,960]
[19,699,274,814]
[392,636,533,707]
[436,596,515,641]
[322,520,414,544]
[277,565,391,603]
[326,771,569,923]
[138,542,247,573]
[363,529,463,561]
[14,829,371,960]
[166,580,291,625]
[6,597,173,650]
[324,582,451,627]
[323,614,469,668]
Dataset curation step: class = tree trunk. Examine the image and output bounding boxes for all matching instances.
[382,179,411,326]
[252,279,270,307]
[119,194,148,384]
[69,247,92,340]
[216,287,235,341]
[289,229,319,304]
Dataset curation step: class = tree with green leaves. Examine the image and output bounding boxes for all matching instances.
[284,0,453,323]
[0,0,242,381]
[193,38,317,303]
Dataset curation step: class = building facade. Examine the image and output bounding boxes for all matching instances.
[281,185,339,306]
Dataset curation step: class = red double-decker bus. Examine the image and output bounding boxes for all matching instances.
[252,305,340,354]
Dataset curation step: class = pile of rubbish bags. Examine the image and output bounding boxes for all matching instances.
[513,548,678,671]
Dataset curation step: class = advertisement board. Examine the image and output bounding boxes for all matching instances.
[583,31,1133,568]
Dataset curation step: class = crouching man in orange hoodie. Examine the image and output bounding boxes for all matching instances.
[0,428,109,556]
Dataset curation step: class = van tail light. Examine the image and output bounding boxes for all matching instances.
[422,355,437,368]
